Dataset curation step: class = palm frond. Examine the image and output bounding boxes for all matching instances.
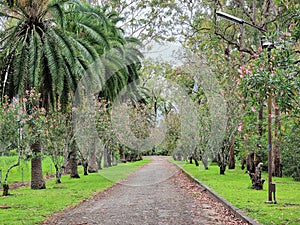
[13,40,29,94]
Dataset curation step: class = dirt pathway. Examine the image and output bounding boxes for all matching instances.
[42,156,248,225]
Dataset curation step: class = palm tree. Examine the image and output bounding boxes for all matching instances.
[0,0,143,186]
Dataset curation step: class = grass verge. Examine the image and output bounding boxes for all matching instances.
[171,159,300,225]
[0,158,152,225]
[0,156,56,184]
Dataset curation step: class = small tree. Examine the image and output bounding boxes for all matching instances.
[43,110,71,183]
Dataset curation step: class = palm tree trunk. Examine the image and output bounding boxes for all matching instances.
[31,142,46,189]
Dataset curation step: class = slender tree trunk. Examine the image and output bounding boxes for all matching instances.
[55,165,61,184]
[219,164,226,175]
[31,142,46,189]
[2,150,21,195]
[103,148,108,168]
[119,145,126,163]
[88,140,98,173]
[112,153,118,166]
[201,152,209,170]
[83,159,88,176]
[273,99,282,177]
[68,147,80,178]
[218,142,227,175]
[228,135,235,169]
[194,158,199,167]
[107,149,112,167]
[97,151,103,170]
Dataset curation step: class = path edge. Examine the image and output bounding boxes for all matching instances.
[171,161,261,225]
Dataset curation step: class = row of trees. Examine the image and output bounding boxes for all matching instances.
[0,0,299,196]
[0,0,144,195]
[137,0,300,189]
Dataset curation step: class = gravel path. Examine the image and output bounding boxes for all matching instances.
[42,156,248,225]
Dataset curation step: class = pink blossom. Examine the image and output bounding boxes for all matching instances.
[245,69,252,74]
[289,23,295,30]
[23,98,28,102]
[269,114,275,118]
[251,106,256,112]
[251,53,258,59]
[237,123,243,132]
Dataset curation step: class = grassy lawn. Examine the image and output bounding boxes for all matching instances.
[171,159,300,225]
[0,158,151,225]
[0,156,54,184]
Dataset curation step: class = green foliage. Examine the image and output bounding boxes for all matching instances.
[281,121,300,180]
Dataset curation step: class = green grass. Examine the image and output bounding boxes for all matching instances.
[0,158,151,225]
[0,156,55,184]
[172,159,300,225]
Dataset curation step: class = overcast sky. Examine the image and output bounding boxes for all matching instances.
[143,41,183,66]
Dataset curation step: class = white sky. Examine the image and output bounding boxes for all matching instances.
[143,41,183,66]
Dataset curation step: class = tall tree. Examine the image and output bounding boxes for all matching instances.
[0,0,136,188]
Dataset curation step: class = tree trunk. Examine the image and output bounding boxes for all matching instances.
[194,158,199,166]
[273,99,282,177]
[112,154,118,166]
[88,140,98,173]
[219,164,226,175]
[31,142,46,190]
[69,148,80,178]
[246,153,257,174]
[83,159,88,176]
[228,135,235,169]
[55,165,61,184]
[201,153,209,170]
[119,145,126,163]
[248,162,265,190]
[97,151,103,170]
[3,184,9,196]
[103,148,108,168]
[241,158,246,170]
[107,149,112,167]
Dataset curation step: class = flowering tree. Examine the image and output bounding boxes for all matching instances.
[1,90,47,195]
[43,110,72,183]
[239,32,299,178]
